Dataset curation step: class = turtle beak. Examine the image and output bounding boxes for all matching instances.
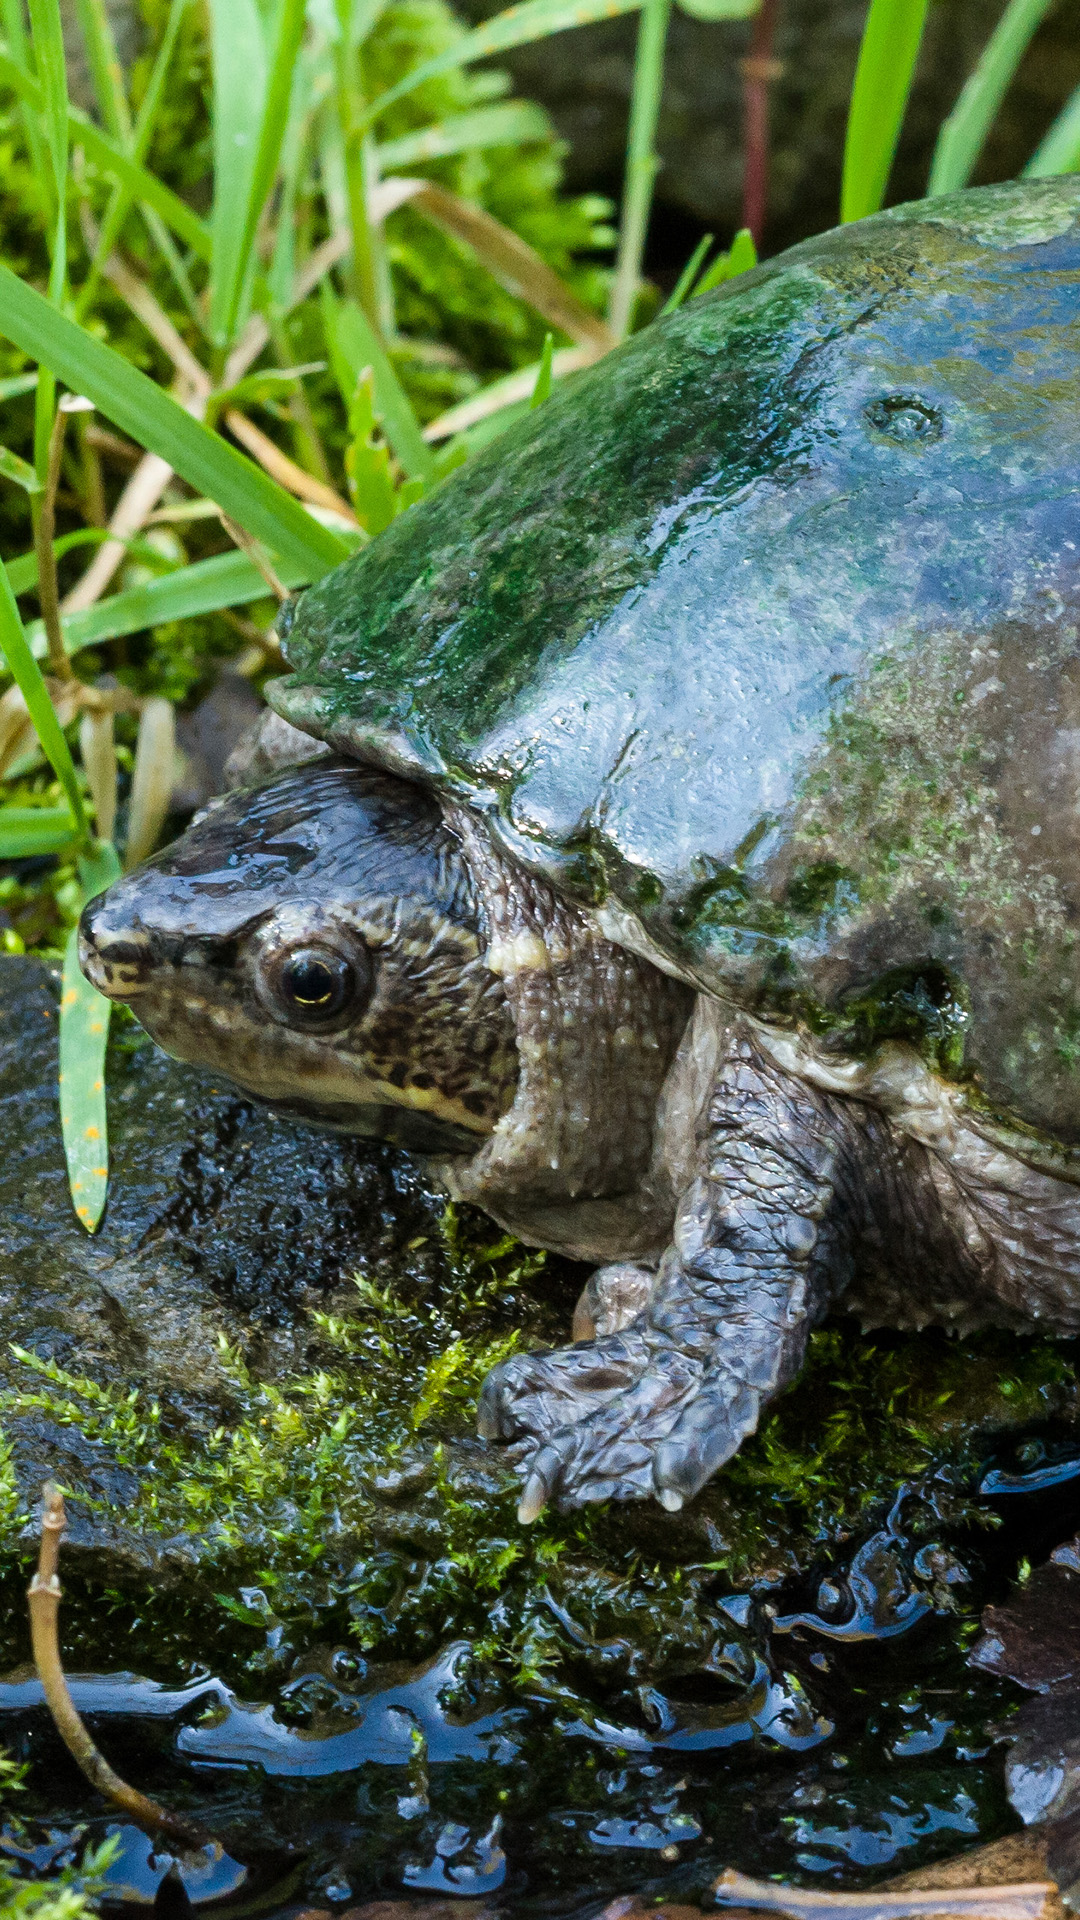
[78,895,154,999]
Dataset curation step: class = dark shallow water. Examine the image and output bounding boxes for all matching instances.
[5,1444,1080,1914]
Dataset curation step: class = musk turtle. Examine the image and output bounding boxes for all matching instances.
[81,177,1080,1519]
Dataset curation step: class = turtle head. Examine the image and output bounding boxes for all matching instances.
[78,760,519,1155]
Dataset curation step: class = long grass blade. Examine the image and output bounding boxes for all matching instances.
[0,0,53,217]
[609,0,673,340]
[841,0,930,223]
[76,0,192,316]
[22,549,312,662]
[530,331,554,407]
[0,446,43,493]
[26,0,69,210]
[207,0,269,347]
[0,557,89,842]
[377,100,552,169]
[223,0,307,346]
[659,232,713,316]
[0,264,349,578]
[1025,80,1080,177]
[61,839,122,1233]
[73,0,132,141]
[0,807,78,857]
[929,0,1056,195]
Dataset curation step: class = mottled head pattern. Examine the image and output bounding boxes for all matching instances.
[79,761,519,1154]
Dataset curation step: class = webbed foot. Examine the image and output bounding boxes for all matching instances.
[477,1326,651,1446]
[479,1331,762,1518]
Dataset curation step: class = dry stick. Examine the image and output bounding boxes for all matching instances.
[63,225,212,617]
[60,448,180,615]
[422,346,597,443]
[28,1482,208,1851]
[34,410,74,683]
[223,409,358,524]
[740,0,782,248]
[219,515,290,604]
[713,1870,1054,1920]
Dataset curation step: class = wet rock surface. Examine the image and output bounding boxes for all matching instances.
[3,953,1080,1911]
[0,954,497,1575]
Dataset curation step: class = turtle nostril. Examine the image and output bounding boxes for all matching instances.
[76,909,151,1000]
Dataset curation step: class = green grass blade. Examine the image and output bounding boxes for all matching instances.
[208,0,269,346]
[0,445,42,492]
[726,227,757,275]
[530,331,554,406]
[26,0,69,204]
[76,0,193,315]
[0,264,349,577]
[0,0,53,216]
[229,0,307,341]
[608,0,673,340]
[841,0,930,223]
[5,527,165,596]
[0,52,212,260]
[1025,80,1080,177]
[364,0,648,127]
[323,288,435,484]
[0,808,77,857]
[929,0,1056,195]
[73,0,132,141]
[0,558,89,841]
[0,372,37,401]
[61,839,122,1233]
[691,225,756,297]
[377,100,552,169]
[658,232,712,316]
[21,549,314,661]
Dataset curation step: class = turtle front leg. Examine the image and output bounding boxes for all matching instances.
[480,1033,872,1516]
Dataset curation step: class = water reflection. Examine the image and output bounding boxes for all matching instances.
[0,1475,1037,1913]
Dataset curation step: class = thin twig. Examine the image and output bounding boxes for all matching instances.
[224,410,358,524]
[219,516,289,603]
[713,1870,1054,1920]
[422,346,597,442]
[101,251,211,400]
[34,411,73,683]
[28,1482,208,1850]
[741,0,782,246]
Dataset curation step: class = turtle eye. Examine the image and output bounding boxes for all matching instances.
[262,940,372,1029]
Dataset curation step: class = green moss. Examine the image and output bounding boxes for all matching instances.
[0,1211,1073,1695]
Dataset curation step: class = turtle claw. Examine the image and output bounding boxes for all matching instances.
[517,1446,560,1524]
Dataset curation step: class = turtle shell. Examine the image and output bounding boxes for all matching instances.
[270,178,1080,1143]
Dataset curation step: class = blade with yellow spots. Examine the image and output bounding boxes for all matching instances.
[59,841,122,1232]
